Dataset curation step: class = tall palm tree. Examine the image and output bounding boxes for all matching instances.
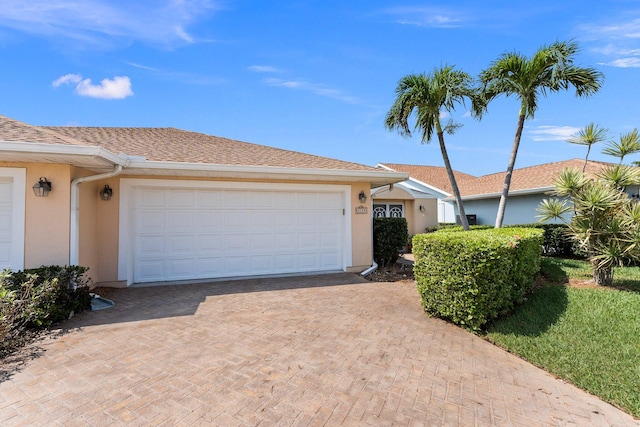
[602,128,640,164]
[480,40,604,228]
[566,122,608,172]
[385,66,476,230]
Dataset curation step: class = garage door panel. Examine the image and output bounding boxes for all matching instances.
[224,211,248,229]
[136,260,165,282]
[197,190,222,207]
[166,212,194,231]
[138,235,165,255]
[251,255,273,273]
[197,257,224,275]
[131,186,344,283]
[251,233,273,252]
[197,211,222,229]
[167,189,195,207]
[250,191,273,208]
[139,188,165,207]
[275,233,297,251]
[225,255,249,273]
[224,191,249,208]
[166,235,194,253]
[136,211,165,229]
[275,212,297,229]
[251,211,274,230]
[167,258,195,279]
[298,253,319,270]
[197,234,223,252]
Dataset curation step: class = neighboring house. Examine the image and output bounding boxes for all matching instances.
[374,164,477,232]
[378,159,639,227]
[0,115,407,286]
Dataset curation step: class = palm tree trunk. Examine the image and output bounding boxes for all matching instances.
[583,144,591,173]
[495,113,526,228]
[592,261,614,286]
[437,130,469,231]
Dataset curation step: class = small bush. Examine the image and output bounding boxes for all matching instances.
[412,228,543,330]
[373,217,408,267]
[0,266,91,358]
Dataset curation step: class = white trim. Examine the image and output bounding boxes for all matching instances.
[118,178,352,286]
[0,141,128,165]
[0,167,25,270]
[451,186,555,201]
[125,160,408,183]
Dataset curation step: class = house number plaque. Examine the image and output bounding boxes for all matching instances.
[355,206,368,214]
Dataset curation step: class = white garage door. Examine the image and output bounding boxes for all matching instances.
[128,184,346,283]
[0,169,25,271]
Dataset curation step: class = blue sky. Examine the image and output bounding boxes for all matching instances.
[1,1,639,176]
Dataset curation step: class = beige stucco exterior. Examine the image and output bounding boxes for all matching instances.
[372,186,438,236]
[3,162,378,286]
[1,162,71,268]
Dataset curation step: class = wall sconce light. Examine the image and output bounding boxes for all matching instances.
[419,205,425,213]
[32,177,52,197]
[358,190,367,203]
[99,184,113,201]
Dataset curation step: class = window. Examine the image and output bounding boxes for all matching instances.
[373,203,404,218]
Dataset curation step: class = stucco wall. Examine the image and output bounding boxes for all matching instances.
[460,194,564,226]
[0,162,72,268]
[350,184,373,272]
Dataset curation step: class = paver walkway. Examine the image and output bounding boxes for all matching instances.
[1,273,638,426]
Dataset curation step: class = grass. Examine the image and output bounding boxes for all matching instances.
[486,257,640,418]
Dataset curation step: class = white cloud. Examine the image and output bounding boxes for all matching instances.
[53,74,133,99]
[382,6,464,28]
[248,65,280,73]
[0,0,220,48]
[580,17,640,68]
[52,73,83,87]
[600,58,640,68]
[264,77,360,104]
[528,125,580,142]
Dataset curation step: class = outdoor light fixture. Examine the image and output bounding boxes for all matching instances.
[99,185,113,201]
[358,190,367,203]
[419,205,425,213]
[32,177,52,197]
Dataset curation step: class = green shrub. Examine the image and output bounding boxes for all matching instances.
[0,266,91,357]
[373,217,408,267]
[505,223,577,258]
[412,228,543,330]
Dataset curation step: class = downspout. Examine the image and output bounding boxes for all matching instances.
[70,165,123,265]
[360,260,378,277]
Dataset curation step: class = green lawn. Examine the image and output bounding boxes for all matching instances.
[486,257,640,418]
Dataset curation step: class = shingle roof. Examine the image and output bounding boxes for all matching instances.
[379,163,477,195]
[0,115,86,146]
[41,126,380,171]
[459,158,615,196]
[0,115,381,172]
[381,159,618,197]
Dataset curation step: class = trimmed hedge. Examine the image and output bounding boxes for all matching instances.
[413,227,543,330]
[373,217,408,267]
[430,223,579,258]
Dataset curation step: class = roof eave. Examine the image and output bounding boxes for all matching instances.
[123,160,410,185]
[446,186,555,201]
[0,141,127,170]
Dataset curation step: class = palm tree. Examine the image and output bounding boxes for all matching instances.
[479,40,604,228]
[566,122,608,172]
[537,165,640,286]
[602,128,640,164]
[385,66,476,230]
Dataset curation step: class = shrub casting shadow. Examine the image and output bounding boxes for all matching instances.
[487,284,569,337]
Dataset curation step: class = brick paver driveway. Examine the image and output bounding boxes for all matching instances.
[1,273,638,426]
